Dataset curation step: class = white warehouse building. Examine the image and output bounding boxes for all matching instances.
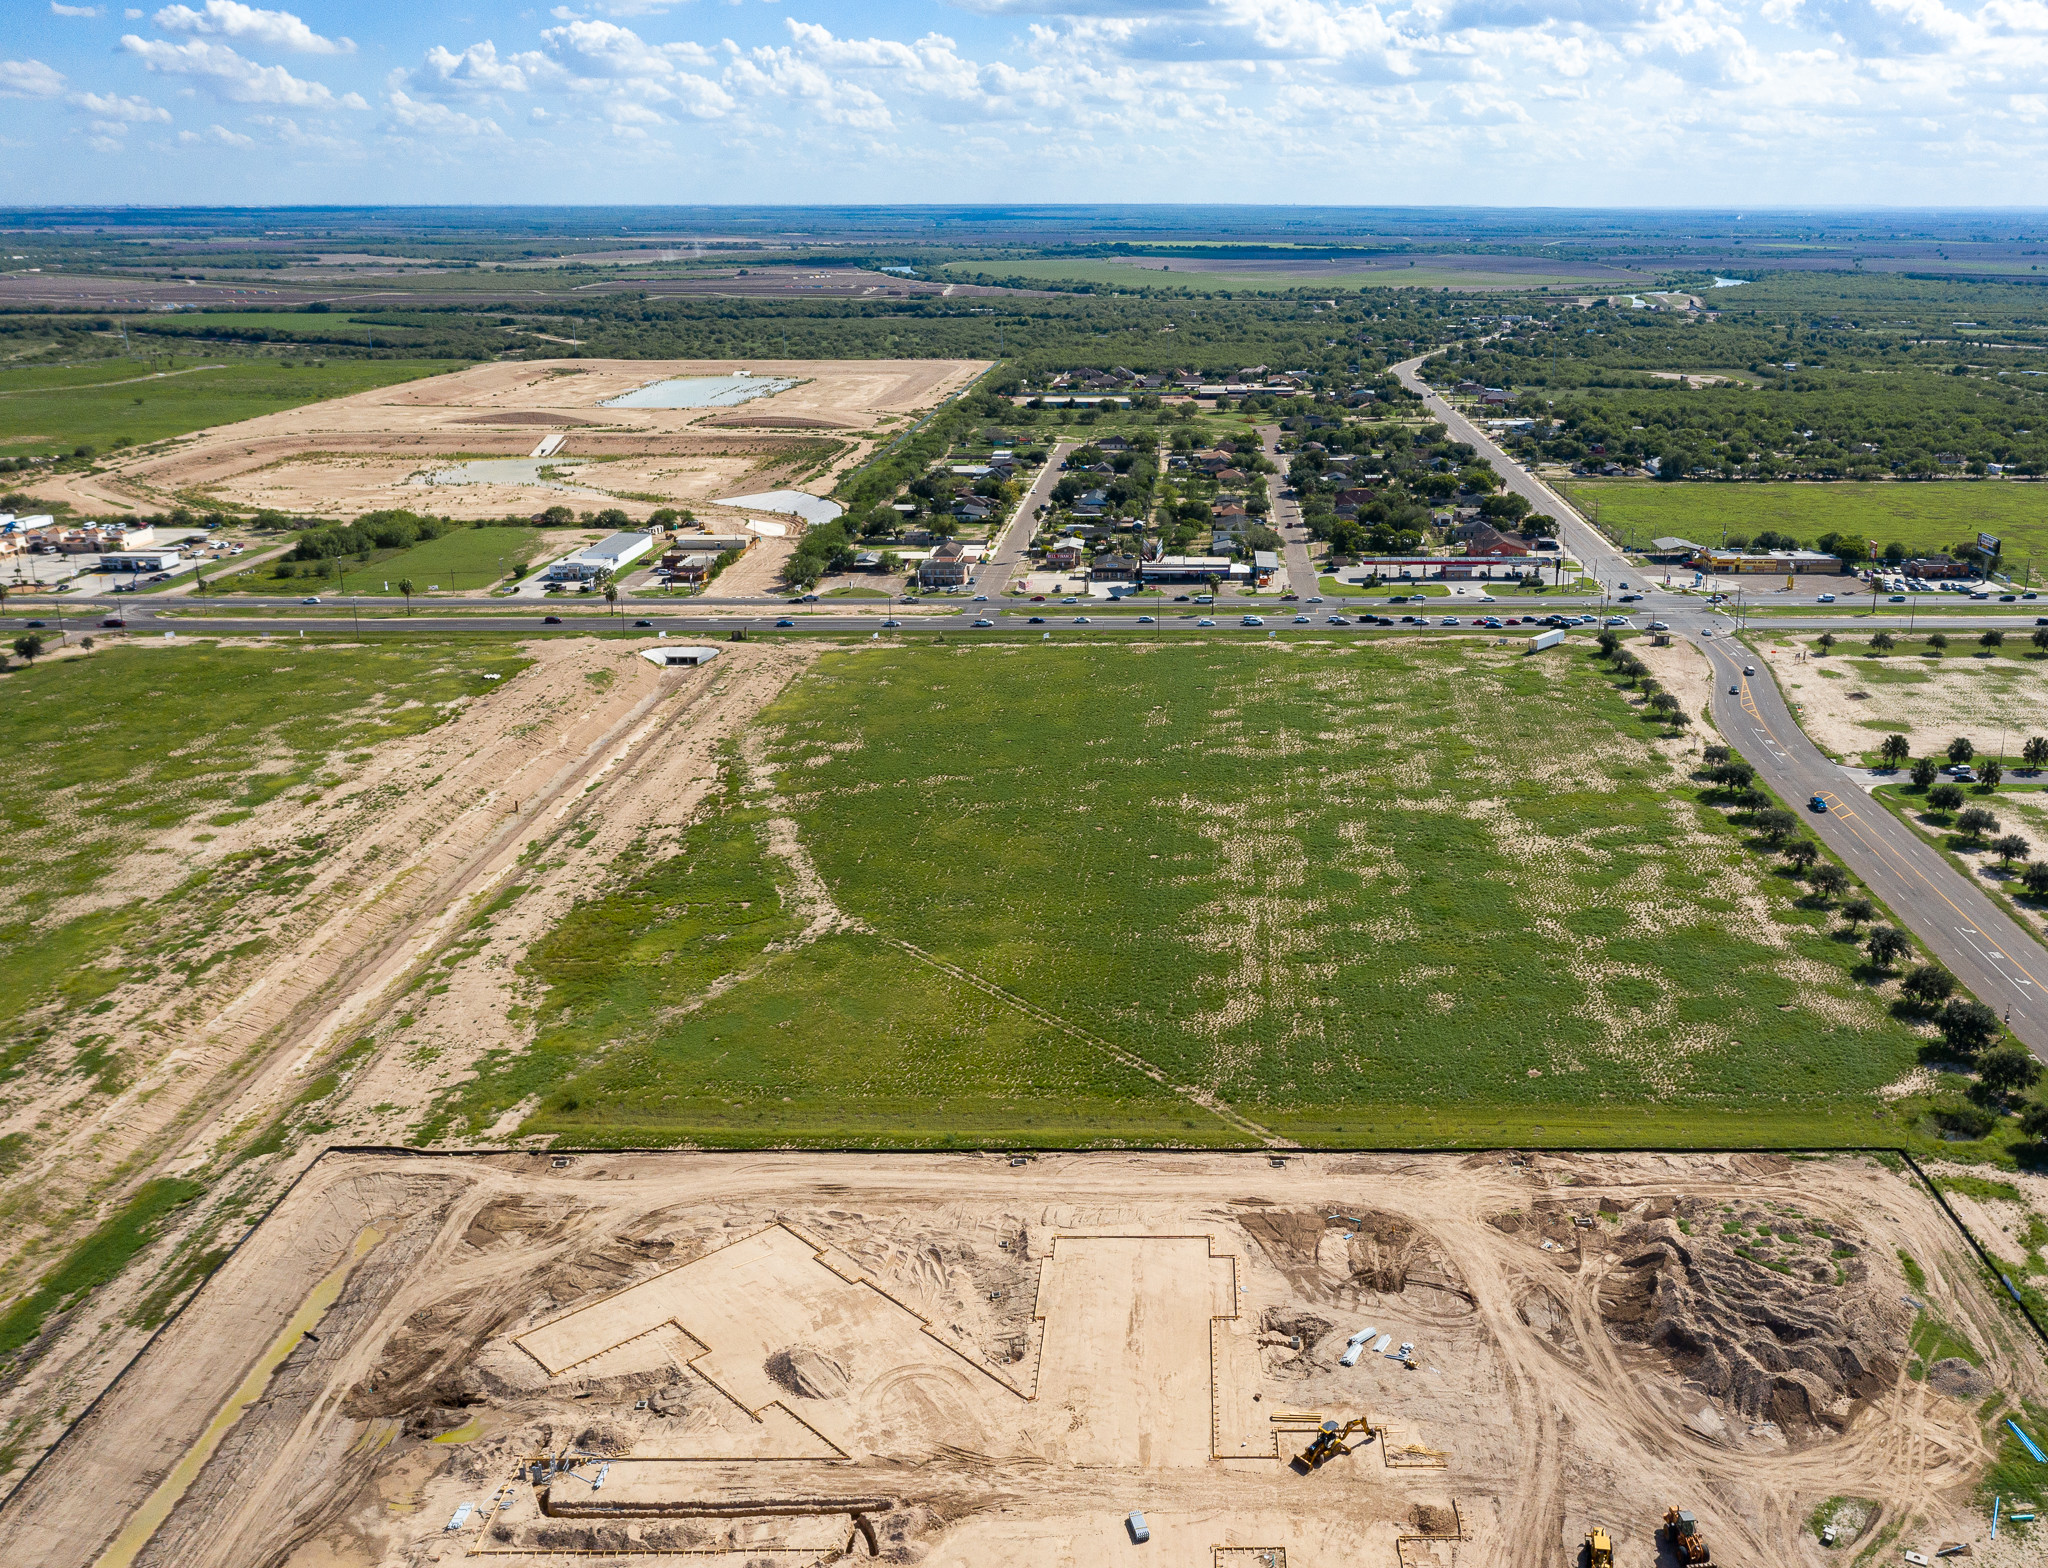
[543,531,654,583]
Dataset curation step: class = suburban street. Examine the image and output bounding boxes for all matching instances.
[1256,422,1320,593]
[976,439,1072,591]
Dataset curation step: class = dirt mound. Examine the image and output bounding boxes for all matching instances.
[1595,1217,1903,1433]
[1926,1357,1994,1400]
[462,1195,585,1251]
[704,414,852,430]
[1238,1210,1325,1277]
[765,1346,852,1400]
[455,412,597,427]
[575,1421,635,1456]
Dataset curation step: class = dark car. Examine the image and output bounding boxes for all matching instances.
[1280,593,1298,602]
[633,619,653,627]
[542,615,562,624]
[101,617,125,627]
[24,619,45,628]
[1027,615,1046,623]
[775,618,796,627]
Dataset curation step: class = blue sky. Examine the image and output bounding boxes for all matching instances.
[4,0,2048,207]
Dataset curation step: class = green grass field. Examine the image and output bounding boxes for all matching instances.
[1563,480,2048,568]
[0,358,468,459]
[217,526,544,595]
[0,639,531,1078]
[436,636,1933,1149]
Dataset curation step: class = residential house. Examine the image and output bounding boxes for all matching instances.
[1460,524,1531,558]
[1072,489,1110,517]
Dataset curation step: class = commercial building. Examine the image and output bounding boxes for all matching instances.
[1688,548,1846,576]
[543,531,655,583]
[99,549,184,573]
[1141,555,1252,584]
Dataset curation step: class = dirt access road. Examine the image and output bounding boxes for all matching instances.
[2,1149,2029,1568]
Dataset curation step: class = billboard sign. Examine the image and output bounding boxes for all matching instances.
[1979,532,2002,554]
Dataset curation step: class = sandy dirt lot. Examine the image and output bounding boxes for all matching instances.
[24,358,987,521]
[1,1150,2035,1568]
[1754,636,2048,763]
[0,635,819,1498]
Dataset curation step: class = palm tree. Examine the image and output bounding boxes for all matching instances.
[398,577,415,615]
[1880,733,1909,768]
[1993,833,2030,869]
[2025,736,2048,772]
[604,581,619,617]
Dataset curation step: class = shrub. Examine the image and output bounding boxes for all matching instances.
[1902,964,1956,1005]
[1927,783,1965,814]
[1936,998,2001,1058]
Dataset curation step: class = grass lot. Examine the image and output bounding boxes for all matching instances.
[0,358,468,459]
[440,637,1932,1149]
[0,639,531,1075]
[216,526,544,596]
[1562,480,2048,567]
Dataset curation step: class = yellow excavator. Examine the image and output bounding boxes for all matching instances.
[1663,1506,1710,1565]
[1294,1417,1374,1471]
[1584,1528,1612,1568]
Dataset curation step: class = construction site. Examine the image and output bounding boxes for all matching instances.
[34,358,986,522]
[2,1149,2039,1568]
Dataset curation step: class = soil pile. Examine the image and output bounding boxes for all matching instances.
[1926,1357,1995,1400]
[765,1346,852,1400]
[1596,1211,1903,1434]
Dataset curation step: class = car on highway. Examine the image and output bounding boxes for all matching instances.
[1441,616,1459,626]
[1280,592,1298,602]
[775,618,796,627]
[1810,795,1829,813]
[543,615,562,624]
[1701,628,1714,637]
[1605,616,1632,627]
[1948,763,1977,780]
[633,619,653,627]
[1073,616,1091,624]
[1328,615,1350,625]
[1619,581,1631,590]
[801,593,820,602]
[101,617,125,627]
[1306,596,1324,604]
[1173,594,1191,602]
[23,619,45,628]
[973,594,988,602]
[1477,593,1496,603]
[1061,597,1078,605]
[1027,615,1046,623]
[1293,614,1312,623]
[2002,594,2019,602]
[1197,617,1217,627]
[1730,684,1739,694]
[1889,594,1907,602]
[1242,615,1265,627]
[1648,620,1670,631]
[1744,665,1756,675]
[972,617,994,628]
[882,618,903,628]
[301,596,321,604]
[1817,593,1836,603]
[1618,593,1641,603]
[1137,615,1156,624]
[1031,595,1046,602]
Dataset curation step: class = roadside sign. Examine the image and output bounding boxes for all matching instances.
[1980,532,2002,554]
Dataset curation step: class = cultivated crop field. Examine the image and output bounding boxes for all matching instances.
[452,636,1932,1149]
[1564,479,2048,562]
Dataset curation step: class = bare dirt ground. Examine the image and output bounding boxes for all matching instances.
[22,358,986,521]
[0,635,818,1498]
[1,1150,2036,1568]
[1753,636,2048,763]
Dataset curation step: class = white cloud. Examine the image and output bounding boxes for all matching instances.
[176,120,254,144]
[152,1,353,53]
[71,89,172,120]
[417,41,543,94]
[386,88,503,136]
[51,3,105,17]
[121,35,367,105]
[0,59,67,98]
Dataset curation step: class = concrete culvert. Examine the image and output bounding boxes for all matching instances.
[765,1345,852,1400]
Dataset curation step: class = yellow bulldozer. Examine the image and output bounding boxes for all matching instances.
[1584,1528,1612,1568]
[1664,1506,1710,1565]
[1294,1417,1374,1471]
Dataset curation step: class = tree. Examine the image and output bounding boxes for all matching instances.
[1936,997,2002,1058]
[1911,756,1939,789]
[1842,896,1877,930]
[1870,631,1896,653]
[1867,927,1911,970]
[11,631,44,665]
[1927,782,1966,814]
[1756,808,1799,845]
[1902,963,1957,1006]
[1818,632,1836,653]
[604,581,618,617]
[2034,627,2048,658]
[1783,838,1821,871]
[1978,1043,2043,1103]
[1596,630,1620,658]
[1981,757,2005,789]
[1993,833,2030,868]
[1927,632,1948,653]
[1981,629,2006,650]
[1810,862,1849,901]
[1702,744,1731,765]
[1649,692,1681,718]
[1880,733,1910,768]
[2021,1099,2048,1142]
[1706,761,1755,789]
[1948,736,1975,764]
[1956,806,1999,843]
[398,577,415,615]
[2025,736,2048,771]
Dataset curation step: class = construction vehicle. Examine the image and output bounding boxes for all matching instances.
[1295,1417,1373,1470]
[1663,1506,1710,1565]
[1584,1528,1612,1568]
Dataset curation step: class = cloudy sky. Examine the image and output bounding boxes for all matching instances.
[3,0,2047,207]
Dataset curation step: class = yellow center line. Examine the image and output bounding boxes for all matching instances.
[1703,639,2047,994]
